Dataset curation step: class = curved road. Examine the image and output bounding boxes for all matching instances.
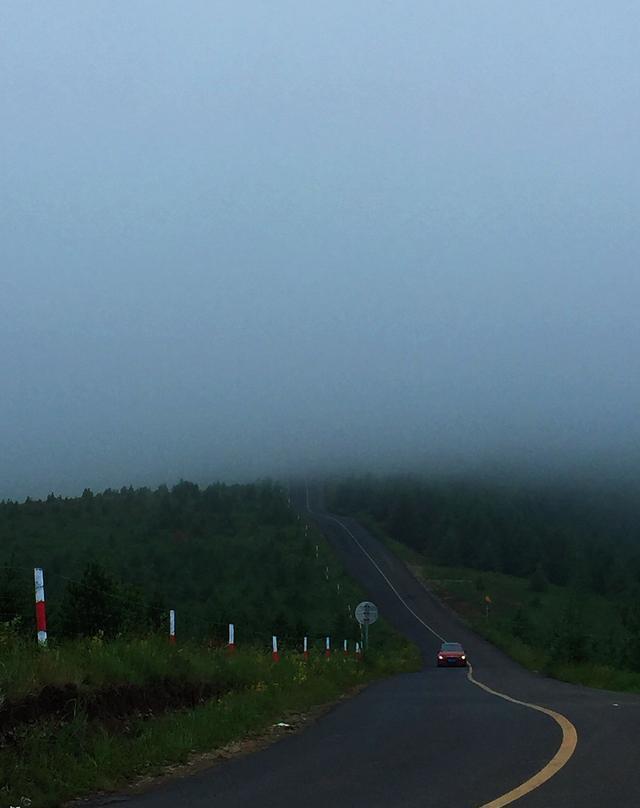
[101,484,640,807]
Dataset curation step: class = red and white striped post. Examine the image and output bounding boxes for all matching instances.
[169,610,176,644]
[343,639,349,656]
[325,636,331,658]
[303,636,309,661]
[272,635,280,662]
[228,623,235,652]
[34,567,47,646]
[355,641,362,661]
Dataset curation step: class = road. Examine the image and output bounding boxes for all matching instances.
[100,484,640,807]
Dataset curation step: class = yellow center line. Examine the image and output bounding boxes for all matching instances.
[467,663,578,807]
[304,486,579,808]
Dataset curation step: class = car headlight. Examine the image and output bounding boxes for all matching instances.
[438,654,444,659]
[461,655,466,660]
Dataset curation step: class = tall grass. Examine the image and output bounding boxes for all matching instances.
[477,621,640,691]
[359,518,640,695]
[0,628,419,807]
[0,633,242,701]
[0,626,414,702]
[432,567,640,692]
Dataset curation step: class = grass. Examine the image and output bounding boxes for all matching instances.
[0,628,419,807]
[353,514,640,695]
[0,484,423,807]
[0,633,256,701]
[424,562,640,691]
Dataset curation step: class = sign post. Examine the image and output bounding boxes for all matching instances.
[355,601,379,651]
[34,568,47,646]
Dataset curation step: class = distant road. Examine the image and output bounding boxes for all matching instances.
[99,483,640,808]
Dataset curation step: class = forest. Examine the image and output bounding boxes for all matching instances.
[327,474,640,673]
[0,480,418,806]
[0,480,360,646]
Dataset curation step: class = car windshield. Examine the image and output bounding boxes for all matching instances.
[442,643,463,651]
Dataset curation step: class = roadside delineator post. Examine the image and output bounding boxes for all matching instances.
[355,641,362,661]
[34,567,47,646]
[169,610,176,644]
[228,623,235,652]
[343,639,348,656]
[272,635,280,662]
[485,594,492,620]
[325,636,331,658]
[303,636,309,661]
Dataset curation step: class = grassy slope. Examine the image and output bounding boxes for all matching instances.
[0,482,367,641]
[356,512,640,693]
[0,485,420,807]
[1,639,418,808]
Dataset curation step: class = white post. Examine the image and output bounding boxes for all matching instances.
[34,567,47,646]
[169,610,176,644]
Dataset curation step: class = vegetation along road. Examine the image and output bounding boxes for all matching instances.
[87,482,640,808]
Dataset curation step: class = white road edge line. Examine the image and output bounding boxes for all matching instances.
[305,486,444,640]
[304,483,578,808]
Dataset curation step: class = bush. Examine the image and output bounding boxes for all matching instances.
[529,565,549,593]
[60,563,126,639]
[511,608,534,643]
[548,602,588,664]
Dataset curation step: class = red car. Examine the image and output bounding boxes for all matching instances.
[437,641,467,667]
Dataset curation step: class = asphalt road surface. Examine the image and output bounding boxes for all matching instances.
[94,484,640,808]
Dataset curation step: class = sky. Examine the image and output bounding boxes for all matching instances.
[1,1,639,500]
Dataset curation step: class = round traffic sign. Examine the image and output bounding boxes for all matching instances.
[355,601,379,625]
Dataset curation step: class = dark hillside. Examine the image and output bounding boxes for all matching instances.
[327,475,640,676]
[0,481,358,643]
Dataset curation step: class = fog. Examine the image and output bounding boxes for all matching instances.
[1,2,639,500]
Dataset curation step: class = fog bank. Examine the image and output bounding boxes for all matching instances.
[1,2,639,500]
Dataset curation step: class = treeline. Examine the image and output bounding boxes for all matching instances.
[0,480,359,643]
[328,475,640,653]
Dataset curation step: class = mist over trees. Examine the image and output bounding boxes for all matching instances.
[330,475,640,589]
[0,481,358,644]
[329,475,640,670]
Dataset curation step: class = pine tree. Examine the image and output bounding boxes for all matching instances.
[529,564,549,593]
[60,563,125,638]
